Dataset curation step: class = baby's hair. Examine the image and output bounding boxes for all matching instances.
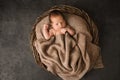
[49,10,66,23]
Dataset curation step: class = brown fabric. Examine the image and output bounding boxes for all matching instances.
[31,5,104,80]
[34,32,101,80]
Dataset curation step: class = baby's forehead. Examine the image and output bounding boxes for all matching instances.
[51,15,64,21]
[51,15,63,19]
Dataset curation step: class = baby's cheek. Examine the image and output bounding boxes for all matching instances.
[52,25,57,29]
[63,24,66,28]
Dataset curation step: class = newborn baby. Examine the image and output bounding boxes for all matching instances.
[42,10,75,40]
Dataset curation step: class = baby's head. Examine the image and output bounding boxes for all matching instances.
[49,10,67,30]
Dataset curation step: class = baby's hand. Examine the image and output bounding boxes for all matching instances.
[61,28,67,34]
[43,24,49,30]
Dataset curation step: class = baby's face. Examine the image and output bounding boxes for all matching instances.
[50,15,66,30]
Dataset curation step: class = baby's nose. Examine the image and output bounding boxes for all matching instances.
[59,23,62,27]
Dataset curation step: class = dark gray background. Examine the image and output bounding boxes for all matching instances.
[0,0,120,80]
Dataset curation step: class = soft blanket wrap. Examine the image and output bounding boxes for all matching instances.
[31,5,104,80]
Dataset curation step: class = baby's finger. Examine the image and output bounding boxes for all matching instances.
[61,29,66,33]
[44,24,49,29]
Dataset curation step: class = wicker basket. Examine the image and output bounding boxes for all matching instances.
[30,5,99,69]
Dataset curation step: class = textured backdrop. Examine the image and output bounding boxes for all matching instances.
[0,0,120,80]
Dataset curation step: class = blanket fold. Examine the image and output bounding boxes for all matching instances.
[34,32,103,80]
